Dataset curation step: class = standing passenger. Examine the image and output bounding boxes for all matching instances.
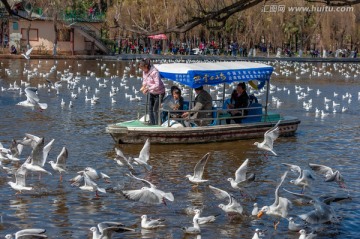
[139,59,165,125]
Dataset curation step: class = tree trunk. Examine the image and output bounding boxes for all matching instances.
[53,12,58,56]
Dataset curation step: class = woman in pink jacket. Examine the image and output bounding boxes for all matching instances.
[139,59,165,125]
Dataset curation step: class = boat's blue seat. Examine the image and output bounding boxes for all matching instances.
[183,101,189,110]
[209,107,218,126]
[242,103,263,123]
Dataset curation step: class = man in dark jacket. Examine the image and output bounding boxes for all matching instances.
[182,86,212,126]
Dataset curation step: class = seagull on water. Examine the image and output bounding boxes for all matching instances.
[193,209,218,224]
[5,228,47,239]
[252,228,266,239]
[90,221,134,239]
[122,172,174,205]
[254,120,280,157]
[21,47,33,60]
[299,229,317,239]
[17,87,48,110]
[186,152,210,184]
[141,215,165,229]
[182,218,201,234]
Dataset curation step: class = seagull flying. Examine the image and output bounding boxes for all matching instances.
[227,158,255,196]
[308,163,346,188]
[254,120,281,156]
[122,172,174,205]
[208,185,244,215]
[17,87,48,110]
[21,47,33,60]
[185,152,210,184]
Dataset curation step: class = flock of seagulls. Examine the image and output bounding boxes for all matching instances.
[0,57,357,238]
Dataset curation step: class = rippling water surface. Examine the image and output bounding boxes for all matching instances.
[0,59,359,239]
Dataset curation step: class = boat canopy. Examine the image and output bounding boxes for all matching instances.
[155,61,274,89]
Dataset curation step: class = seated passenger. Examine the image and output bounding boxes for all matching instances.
[182,86,212,126]
[226,82,249,124]
[162,86,184,121]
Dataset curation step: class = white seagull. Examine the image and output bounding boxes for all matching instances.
[185,152,210,184]
[140,215,165,229]
[208,185,244,215]
[227,158,255,195]
[193,209,218,224]
[308,163,346,188]
[257,171,292,230]
[299,229,317,239]
[5,228,47,239]
[90,221,134,239]
[282,163,314,193]
[17,87,48,110]
[284,188,339,224]
[132,138,152,171]
[48,146,68,181]
[254,120,280,156]
[122,172,174,205]
[182,218,201,235]
[8,165,33,194]
[21,47,33,60]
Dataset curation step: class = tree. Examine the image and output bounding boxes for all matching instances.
[106,0,360,35]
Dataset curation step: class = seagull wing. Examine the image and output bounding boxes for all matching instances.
[25,47,33,56]
[15,228,46,237]
[115,148,127,159]
[42,139,55,166]
[209,185,231,202]
[193,152,210,179]
[263,121,280,149]
[138,138,150,163]
[15,165,28,187]
[126,172,155,188]
[25,87,40,102]
[282,163,302,175]
[98,221,134,235]
[308,163,334,178]
[31,137,45,166]
[273,171,288,207]
[122,188,162,204]
[234,158,249,182]
[55,146,68,167]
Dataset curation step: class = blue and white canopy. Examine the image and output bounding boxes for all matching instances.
[155,61,273,89]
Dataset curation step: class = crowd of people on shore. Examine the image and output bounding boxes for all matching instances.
[114,38,358,59]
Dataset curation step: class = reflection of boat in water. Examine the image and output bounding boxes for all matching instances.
[106,62,301,144]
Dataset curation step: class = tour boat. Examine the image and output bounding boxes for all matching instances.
[106,62,301,144]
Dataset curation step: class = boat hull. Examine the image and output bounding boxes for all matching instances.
[106,116,300,144]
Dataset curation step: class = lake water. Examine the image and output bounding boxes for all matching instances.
[0,58,359,239]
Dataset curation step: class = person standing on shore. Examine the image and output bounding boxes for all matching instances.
[139,59,165,125]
